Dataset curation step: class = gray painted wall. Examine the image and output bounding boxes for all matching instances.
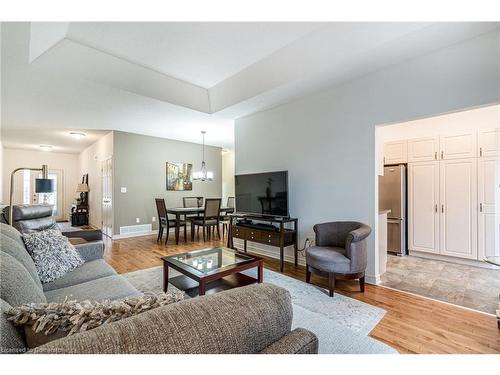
[113,131,222,235]
[235,30,500,282]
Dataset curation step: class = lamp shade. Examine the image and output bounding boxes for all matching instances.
[35,178,55,193]
[76,183,89,193]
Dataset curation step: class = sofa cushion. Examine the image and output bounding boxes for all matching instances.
[44,275,141,303]
[23,229,84,283]
[0,252,47,307]
[1,298,26,354]
[42,260,116,292]
[0,233,43,290]
[306,246,351,273]
[0,222,25,247]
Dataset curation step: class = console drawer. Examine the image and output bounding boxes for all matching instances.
[232,226,247,239]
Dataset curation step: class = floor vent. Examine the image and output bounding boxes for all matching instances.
[119,224,152,236]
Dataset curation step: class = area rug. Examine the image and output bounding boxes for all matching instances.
[123,266,398,354]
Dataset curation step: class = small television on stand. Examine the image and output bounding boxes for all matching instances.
[234,171,289,219]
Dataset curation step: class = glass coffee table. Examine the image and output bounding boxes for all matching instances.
[162,247,264,297]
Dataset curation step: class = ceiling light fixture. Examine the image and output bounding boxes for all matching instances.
[39,145,53,151]
[69,131,86,139]
[193,131,213,181]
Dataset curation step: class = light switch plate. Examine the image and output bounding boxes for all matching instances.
[120,187,127,193]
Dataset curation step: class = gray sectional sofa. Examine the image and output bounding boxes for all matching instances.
[0,223,318,354]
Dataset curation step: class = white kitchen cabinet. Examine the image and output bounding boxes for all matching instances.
[384,140,407,165]
[439,158,478,259]
[439,132,477,160]
[478,157,500,259]
[478,127,500,158]
[408,161,440,254]
[407,137,439,162]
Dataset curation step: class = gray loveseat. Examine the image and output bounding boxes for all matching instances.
[0,223,318,354]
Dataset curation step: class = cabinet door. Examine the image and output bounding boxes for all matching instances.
[384,140,407,165]
[478,157,500,259]
[408,137,439,162]
[478,128,500,158]
[439,132,476,160]
[439,159,477,259]
[408,162,440,254]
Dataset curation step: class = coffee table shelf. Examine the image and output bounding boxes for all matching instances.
[162,247,263,297]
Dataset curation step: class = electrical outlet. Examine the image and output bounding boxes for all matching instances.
[152,217,156,222]
[136,218,140,223]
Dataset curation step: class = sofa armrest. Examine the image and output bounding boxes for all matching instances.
[259,328,318,354]
[31,284,295,354]
[73,241,104,262]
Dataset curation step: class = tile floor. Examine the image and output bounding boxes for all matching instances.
[381,255,500,314]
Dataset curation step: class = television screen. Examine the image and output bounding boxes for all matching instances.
[235,171,289,217]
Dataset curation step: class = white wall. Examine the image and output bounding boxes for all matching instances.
[2,148,80,219]
[222,151,235,204]
[235,30,500,284]
[78,131,113,228]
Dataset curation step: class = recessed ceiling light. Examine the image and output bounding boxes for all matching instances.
[69,131,86,139]
[39,145,53,151]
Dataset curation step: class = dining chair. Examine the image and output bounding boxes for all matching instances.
[183,196,204,236]
[190,198,221,242]
[220,196,235,238]
[155,198,187,244]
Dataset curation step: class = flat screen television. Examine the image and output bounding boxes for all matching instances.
[235,171,289,217]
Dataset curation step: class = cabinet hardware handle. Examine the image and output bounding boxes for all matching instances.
[480,147,482,157]
[480,203,483,212]
[441,204,444,213]
[434,152,437,160]
[435,204,438,213]
[441,151,444,159]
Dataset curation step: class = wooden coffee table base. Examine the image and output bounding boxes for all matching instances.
[168,272,260,298]
[163,254,263,297]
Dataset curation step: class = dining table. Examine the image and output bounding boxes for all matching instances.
[166,206,234,244]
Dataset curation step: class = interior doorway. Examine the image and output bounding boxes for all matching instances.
[101,158,113,238]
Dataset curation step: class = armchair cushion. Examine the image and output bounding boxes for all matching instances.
[305,246,351,273]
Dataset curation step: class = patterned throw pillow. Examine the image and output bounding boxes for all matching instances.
[23,229,84,283]
[6,291,186,348]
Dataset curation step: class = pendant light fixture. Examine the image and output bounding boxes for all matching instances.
[193,131,214,181]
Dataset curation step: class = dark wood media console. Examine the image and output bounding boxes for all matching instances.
[227,214,298,272]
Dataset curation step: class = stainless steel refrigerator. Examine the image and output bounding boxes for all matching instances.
[379,165,407,255]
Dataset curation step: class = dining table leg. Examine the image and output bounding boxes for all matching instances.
[175,213,180,245]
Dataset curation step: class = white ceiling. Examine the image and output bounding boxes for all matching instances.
[1,128,109,154]
[2,21,499,152]
[66,22,324,88]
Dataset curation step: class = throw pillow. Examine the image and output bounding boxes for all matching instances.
[6,291,185,348]
[23,229,84,283]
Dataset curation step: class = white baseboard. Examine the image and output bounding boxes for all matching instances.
[409,250,499,269]
[112,227,177,240]
[365,274,381,285]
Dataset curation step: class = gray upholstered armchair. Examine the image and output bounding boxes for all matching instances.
[305,221,372,297]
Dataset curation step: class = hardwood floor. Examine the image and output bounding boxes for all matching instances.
[103,233,500,354]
